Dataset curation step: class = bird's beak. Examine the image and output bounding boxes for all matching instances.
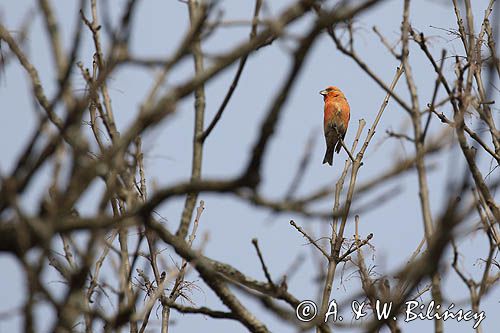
[319,90,328,96]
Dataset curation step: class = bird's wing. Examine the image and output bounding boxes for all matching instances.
[324,123,338,141]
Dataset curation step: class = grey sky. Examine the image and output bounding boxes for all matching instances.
[0,0,498,332]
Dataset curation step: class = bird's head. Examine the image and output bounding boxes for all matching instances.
[319,86,345,100]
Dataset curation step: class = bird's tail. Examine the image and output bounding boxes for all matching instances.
[323,146,334,166]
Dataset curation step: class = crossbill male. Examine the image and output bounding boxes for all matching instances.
[319,86,350,166]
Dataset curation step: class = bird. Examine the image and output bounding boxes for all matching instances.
[319,86,350,166]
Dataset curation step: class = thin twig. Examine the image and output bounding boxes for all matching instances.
[290,220,329,259]
[252,238,275,286]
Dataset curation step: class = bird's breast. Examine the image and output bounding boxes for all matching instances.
[323,99,350,128]
[324,101,344,118]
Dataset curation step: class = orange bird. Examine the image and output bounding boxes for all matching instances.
[319,86,350,166]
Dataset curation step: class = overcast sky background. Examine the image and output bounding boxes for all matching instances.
[0,0,499,332]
